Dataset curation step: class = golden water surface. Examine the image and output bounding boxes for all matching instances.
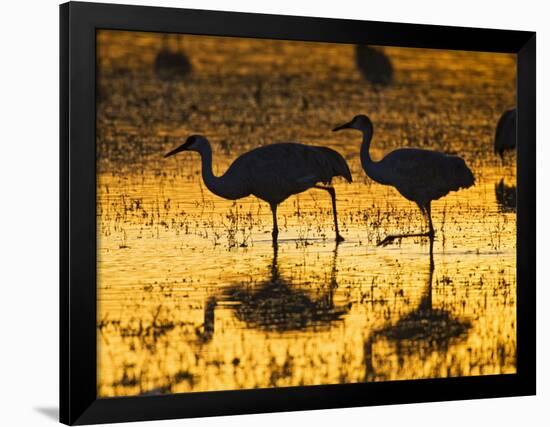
[96,31,517,397]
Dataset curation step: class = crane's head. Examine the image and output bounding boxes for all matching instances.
[164,135,208,157]
[332,115,373,134]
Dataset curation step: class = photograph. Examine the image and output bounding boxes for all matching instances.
[95,29,517,397]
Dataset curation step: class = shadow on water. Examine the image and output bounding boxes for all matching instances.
[495,179,516,213]
[364,238,471,381]
[154,34,192,81]
[216,244,349,333]
[355,45,393,87]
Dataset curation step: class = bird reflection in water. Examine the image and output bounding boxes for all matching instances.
[196,244,349,338]
[195,296,217,344]
[495,179,516,213]
[227,245,349,332]
[364,238,471,381]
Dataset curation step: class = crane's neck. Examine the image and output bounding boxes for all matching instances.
[197,143,247,200]
[360,129,373,167]
[359,128,387,184]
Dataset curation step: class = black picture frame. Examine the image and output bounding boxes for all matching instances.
[60,1,536,425]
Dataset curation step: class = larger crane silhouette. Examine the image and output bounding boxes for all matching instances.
[165,135,352,243]
[333,115,474,245]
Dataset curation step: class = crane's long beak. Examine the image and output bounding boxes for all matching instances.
[164,143,189,158]
[332,121,352,132]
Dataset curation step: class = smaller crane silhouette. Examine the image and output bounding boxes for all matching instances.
[333,115,474,245]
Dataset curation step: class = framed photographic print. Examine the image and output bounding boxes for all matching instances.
[60,1,536,425]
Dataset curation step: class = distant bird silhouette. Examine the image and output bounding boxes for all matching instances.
[355,45,393,86]
[154,34,192,81]
[333,115,474,245]
[495,179,516,213]
[165,135,352,242]
[224,244,348,332]
[364,239,470,381]
[494,108,516,159]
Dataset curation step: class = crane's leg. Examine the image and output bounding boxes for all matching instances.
[425,201,435,237]
[377,202,433,246]
[314,186,344,243]
[416,202,428,235]
[428,232,435,272]
[328,187,345,243]
[270,203,279,243]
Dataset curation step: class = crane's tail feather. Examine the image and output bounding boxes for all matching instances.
[457,161,475,190]
[341,163,353,183]
[315,146,353,183]
[462,165,475,189]
[333,151,353,183]
[444,155,475,190]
